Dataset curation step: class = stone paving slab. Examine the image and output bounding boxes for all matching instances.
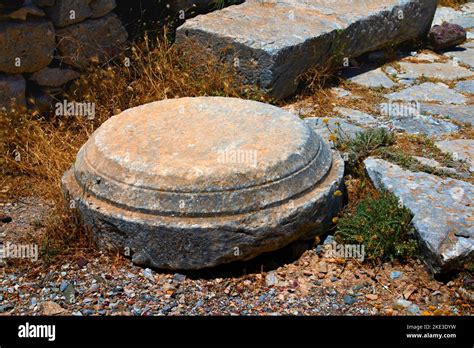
[444,47,474,68]
[344,67,396,89]
[432,6,463,26]
[379,101,459,138]
[176,0,438,99]
[390,113,458,138]
[304,117,364,142]
[413,156,457,175]
[455,80,474,94]
[334,107,380,127]
[386,82,467,104]
[420,104,474,125]
[451,15,474,30]
[436,139,474,172]
[463,41,474,49]
[365,157,474,273]
[398,62,474,81]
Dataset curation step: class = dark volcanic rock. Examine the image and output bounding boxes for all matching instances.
[429,22,467,50]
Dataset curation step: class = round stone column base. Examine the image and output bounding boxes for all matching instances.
[62,151,344,270]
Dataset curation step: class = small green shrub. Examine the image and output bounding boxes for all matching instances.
[337,128,395,174]
[335,190,418,263]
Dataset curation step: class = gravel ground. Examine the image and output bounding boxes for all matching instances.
[0,199,472,317]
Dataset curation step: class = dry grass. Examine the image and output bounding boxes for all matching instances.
[0,111,94,259]
[439,0,469,8]
[0,33,267,260]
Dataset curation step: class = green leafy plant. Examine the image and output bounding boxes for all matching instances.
[336,128,395,175]
[213,0,226,9]
[336,190,418,263]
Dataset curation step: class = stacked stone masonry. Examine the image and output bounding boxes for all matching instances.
[0,0,241,110]
[0,0,128,110]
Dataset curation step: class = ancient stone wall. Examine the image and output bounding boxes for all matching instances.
[0,0,240,110]
[0,0,129,110]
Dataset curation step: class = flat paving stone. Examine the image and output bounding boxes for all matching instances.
[451,15,474,30]
[176,0,438,99]
[62,97,345,270]
[462,3,474,14]
[432,6,463,26]
[304,117,364,142]
[345,67,396,89]
[408,52,442,63]
[365,157,474,273]
[420,104,474,125]
[334,107,380,127]
[390,113,458,138]
[413,156,457,174]
[397,62,474,81]
[444,48,474,68]
[386,82,467,104]
[436,139,474,172]
[379,102,458,137]
[463,41,474,49]
[455,79,474,94]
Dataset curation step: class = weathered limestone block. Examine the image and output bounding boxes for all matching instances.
[364,157,473,273]
[0,74,26,108]
[0,19,55,73]
[56,13,128,68]
[29,67,80,87]
[176,0,438,99]
[62,97,345,270]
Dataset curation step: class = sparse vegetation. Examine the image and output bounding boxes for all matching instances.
[336,128,395,175]
[439,0,468,8]
[336,190,418,264]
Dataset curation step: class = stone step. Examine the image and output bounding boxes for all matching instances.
[176,0,438,99]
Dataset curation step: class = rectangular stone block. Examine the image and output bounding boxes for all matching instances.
[176,0,438,99]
